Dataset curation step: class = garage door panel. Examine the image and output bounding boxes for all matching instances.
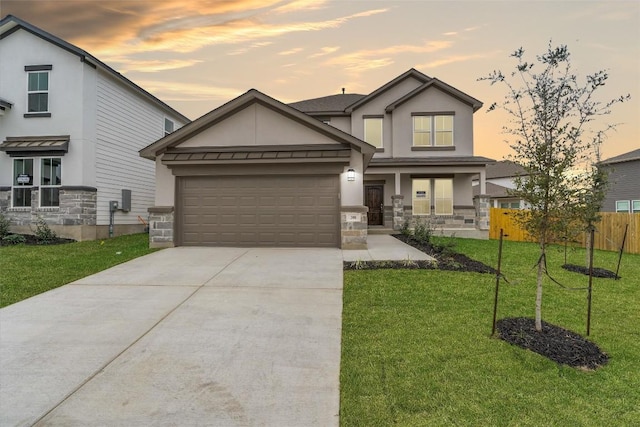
[178,175,339,247]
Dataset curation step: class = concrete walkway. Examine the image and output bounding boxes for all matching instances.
[0,247,343,426]
[342,234,435,262]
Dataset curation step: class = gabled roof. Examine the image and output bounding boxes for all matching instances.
[486,160,527,179]
[0,14,189,123]
[289,93,365,115]
[140,89,376,164]
[345,68,431,113]
[385,77,483,113]
[473,182,513,198]
[600,148,640,165]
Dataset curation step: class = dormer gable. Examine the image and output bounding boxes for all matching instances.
[385,78,483,113]
[345,68,431,113]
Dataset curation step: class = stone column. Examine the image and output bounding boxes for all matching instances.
[148,206,175,248]
[340,205,368,249]
[474,195,490,231]
[391,195,404,230]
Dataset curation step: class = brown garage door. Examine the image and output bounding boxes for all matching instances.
[177,175,339,247]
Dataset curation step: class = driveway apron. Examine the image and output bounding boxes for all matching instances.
[0,247,343,427]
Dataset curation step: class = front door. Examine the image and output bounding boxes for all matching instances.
[365,185,384,226]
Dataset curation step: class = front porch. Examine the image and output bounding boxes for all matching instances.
[362,162,490,233]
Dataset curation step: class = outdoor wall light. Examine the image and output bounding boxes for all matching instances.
[347,168,356,181]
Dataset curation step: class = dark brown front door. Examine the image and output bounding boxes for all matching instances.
[365,185,384,226]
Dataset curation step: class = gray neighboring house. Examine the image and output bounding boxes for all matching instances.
[599,148,640,213]
[141,69,494,249]
[472,160,527,208]
[0,15,189,240]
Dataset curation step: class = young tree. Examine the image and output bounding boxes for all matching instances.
[480,43,629,332]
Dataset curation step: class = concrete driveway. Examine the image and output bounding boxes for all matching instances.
[0,247,343,426]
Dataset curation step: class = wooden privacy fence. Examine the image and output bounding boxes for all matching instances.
[489,208,640,255]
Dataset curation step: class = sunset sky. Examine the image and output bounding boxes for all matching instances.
[1,0,638,160]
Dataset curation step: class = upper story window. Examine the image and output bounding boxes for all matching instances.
[164,118,175,136]
[413,114,454,147]
[364,117,383,149]
[25,65,52,115]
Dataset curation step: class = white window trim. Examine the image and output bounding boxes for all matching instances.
[615,200,631,213]
[11,158,35,209]
[39,157,62,208]
[26,70,50,114]
[412,114,454,147]
[632,200,640,213]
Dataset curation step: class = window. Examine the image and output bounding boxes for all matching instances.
[434,179,453,215]
[412,178,454,215]
[412,179,430,215]
[27,71,49,113]
[500,201,521,209]
[40,158,62,207]
[364,117,383,148]
[413,115,454,146]
[12,159,34,208]
[633,200,640,213]
[164,118,174,136]
[615,200,630,213]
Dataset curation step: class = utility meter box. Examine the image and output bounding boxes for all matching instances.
[109,200,119,211]
[121,189,131,212]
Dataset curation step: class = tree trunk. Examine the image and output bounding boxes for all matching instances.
[535,245,545,332]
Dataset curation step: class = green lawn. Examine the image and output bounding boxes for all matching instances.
[0,233,157,308]
[341,238,640,426]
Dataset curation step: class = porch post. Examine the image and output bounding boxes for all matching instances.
[479,168,487,195]
[391,195,405,230]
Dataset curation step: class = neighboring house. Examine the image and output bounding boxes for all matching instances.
[599,148,640,213]
[141,69,493,249]
[472,160,527,208]
[0,15,189,240]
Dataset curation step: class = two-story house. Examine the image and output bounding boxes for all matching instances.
[140,69,492,249]
[291,69,494,233]
[0,15,189,240]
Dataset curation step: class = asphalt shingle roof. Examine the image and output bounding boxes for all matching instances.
[600,148,640,165]
[288,93,366,113]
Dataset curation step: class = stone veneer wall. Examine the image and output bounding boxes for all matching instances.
[397,205,478,229]
[473,195,491,231]
[340,206,368,249]
[0,187,97,227]
[148,206,175,248]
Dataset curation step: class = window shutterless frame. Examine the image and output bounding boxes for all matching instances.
[12,158,34,208]
[24,65,52,116]
[412,114,454,147]
[40,157,62,207]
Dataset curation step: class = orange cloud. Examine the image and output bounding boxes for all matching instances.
[324,41,453,72]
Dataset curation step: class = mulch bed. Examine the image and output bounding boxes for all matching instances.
[0,234,75,247]
[562,263,619,279]
[496,317,609,370]
[343,234,497,274]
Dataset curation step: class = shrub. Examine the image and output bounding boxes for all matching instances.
[413,218,434,244]
[400,219,411,236]
[3,234,26,245]
[34,216,57,244]
[0,213,10,239]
